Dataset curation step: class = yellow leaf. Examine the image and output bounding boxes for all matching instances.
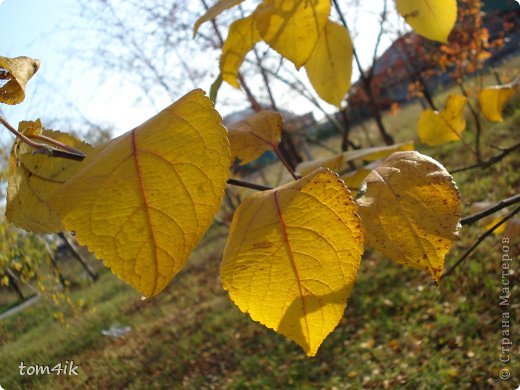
[228,110,282,165]
[478,85,516,122]
[253,0,331,68]
[340,161,381,197]
[357,151,461,283]
[417,94,467,146]
[296,142,415,177]
[6,120,92,233]
[220,15,262,88]
[0,56,40,105]
[193,0,244,37]
[50,89,231,297]
[396,0,457,43]
[221,168,364,356]
[305,21,353,107]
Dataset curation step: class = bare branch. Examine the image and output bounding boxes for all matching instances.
[461,194,520,226]
[450,142,520,174]
[442,205,520,279]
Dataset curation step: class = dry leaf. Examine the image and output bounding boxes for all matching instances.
[357,151,461,283]
[0,56,40,105]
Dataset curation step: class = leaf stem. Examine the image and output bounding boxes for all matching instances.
[0,116,87,161]
[227,179,273,191]
[273,145,299,180]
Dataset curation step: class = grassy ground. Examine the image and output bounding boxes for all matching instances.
[0,59,519,389]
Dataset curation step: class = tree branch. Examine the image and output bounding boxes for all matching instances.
[442,205,519,279]
[450,142,520,174]
[460,194,520,226]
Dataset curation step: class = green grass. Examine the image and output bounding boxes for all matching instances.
[0,59,519,389]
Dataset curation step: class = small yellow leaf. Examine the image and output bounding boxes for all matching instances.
[396,0,457,43]
[357,151,461,283]
[305,21,353,107]
[340,161,380,196]
[193,0,244,37]
[221,168,364,356]
[296,142,415,177]
[418,94,467,146]
[228,110,282,165]
[50,89,231,297]
[6,120,92,233]
[0,56,40,105]
[220,15,262,88]
[253,0,331,68]
[478,85,516,122]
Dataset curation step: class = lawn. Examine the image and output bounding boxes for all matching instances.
[0,58,519,389]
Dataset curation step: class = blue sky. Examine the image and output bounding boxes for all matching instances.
[1,0,404,142]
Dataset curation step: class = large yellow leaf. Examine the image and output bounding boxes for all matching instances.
[221,168,364,356]
[253,0,331,68]
[193,0,244,37]
[356,151,461,283]
[220,15,262,88]
[296,142,414,177]
[0,56,40,105]
[396,0,457,43]
[50,89,231,297]
[478,85,516,122]
[417,94,467,146]
[6,120,92,233]
[305,21,353,107]
[228,110,282,165]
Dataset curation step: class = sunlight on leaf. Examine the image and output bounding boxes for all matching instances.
[417,94,467,146]
[396,0,457,43]
[253,0,331,68]
[228,110,282,165]
[6,120,92,233]
[356,151,461,283]
[193,0,244,37]
[478,85,516,122]
[50,89,231,297]
[220,15,262,88]
[0,56,40,105]
[305,21,353,107]
[221,168,364,356]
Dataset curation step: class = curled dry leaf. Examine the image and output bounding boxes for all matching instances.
[221,168,364,356]
[0,55,40,105]
[193,0,244,37]
[356,151,461,283]
[220,15,262,88]
[228,110,282,165]
[50,89,231,297]
[6,120,92,233]
[417,94,467,146]
[253,0,331,68]
[396,0,457,43]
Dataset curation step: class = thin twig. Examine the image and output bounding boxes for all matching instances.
[460,194,520,226]
[442,206,520,279]
[227,178,273,191]
[450,142,520,174]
